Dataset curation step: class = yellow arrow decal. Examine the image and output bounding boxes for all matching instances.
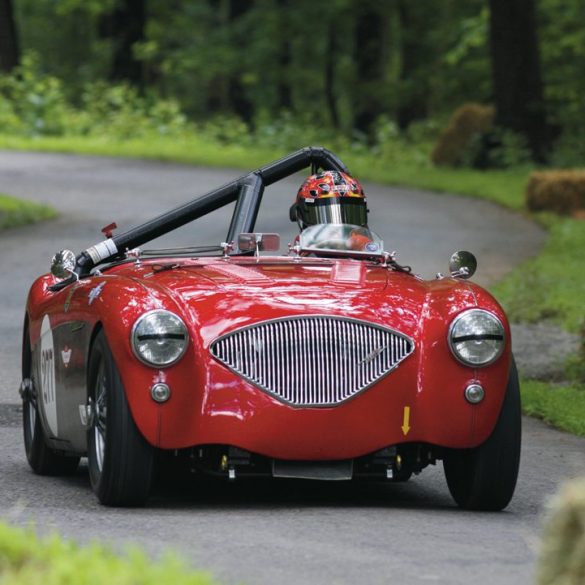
[401,406,411,436]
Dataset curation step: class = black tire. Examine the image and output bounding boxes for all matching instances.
[22,324,80,476]
[443,358,521,511]
[87,330,154,506]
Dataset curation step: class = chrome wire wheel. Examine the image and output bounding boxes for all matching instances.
[93,364,107,473]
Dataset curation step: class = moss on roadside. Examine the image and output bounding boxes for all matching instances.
[0,193,57,230]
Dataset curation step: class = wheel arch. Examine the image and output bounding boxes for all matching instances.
[22,312,31,379]
[86,321,104,388]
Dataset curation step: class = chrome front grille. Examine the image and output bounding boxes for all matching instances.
[210,316,414,407]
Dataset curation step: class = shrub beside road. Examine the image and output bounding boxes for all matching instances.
[0,522,215,585]
[538,477,585,585]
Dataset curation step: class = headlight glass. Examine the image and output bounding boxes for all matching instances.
[132,310,188,367]
[449,309,505,367]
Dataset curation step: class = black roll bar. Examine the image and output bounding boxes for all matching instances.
[75,146,349,276]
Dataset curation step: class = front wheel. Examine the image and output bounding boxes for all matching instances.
[443,358,521,511]
[87,331,154,506]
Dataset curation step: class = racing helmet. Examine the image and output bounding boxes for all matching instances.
[289,170,368,230]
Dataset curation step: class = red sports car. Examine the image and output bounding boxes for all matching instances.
[20,147,521,508]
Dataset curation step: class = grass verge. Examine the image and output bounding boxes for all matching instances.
[522,378,585,437]
[0,522,215,585]
[0,193,57,230]
[0,134,529,209]
[492,215,585,334]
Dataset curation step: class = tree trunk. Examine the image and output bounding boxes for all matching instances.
[352,2,388,136]
[226,0,255,123]
[0,0,19,73]
[324,22,339,129]
[276,0,292,111]
[101,0,146,85]
[488,0,550,162]
[396,0,429,131]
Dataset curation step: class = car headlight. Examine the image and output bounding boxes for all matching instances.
[448,309,505,367]
[131,310,188,367]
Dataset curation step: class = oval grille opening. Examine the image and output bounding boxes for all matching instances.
[210,316,414,407]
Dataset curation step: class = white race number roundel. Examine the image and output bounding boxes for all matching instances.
[39,315,58,436]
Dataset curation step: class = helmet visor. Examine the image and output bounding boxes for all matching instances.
[302,198,368,227]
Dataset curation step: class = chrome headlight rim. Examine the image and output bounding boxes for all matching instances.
[131,309,189,368]
[448,308,505,368]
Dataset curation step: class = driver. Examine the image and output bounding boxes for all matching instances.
[289,170,372,251]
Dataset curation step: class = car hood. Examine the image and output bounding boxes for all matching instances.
[127,258,477,344]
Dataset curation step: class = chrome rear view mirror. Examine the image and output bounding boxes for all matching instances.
[51,249,77,280]
[449,251,477,280]
[238,233,280,255]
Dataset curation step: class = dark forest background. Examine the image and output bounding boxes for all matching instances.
[1,0,584,166]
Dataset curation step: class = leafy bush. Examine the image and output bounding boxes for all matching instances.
[0,58,464,168]
[526,170,585,215]
[201,114,251,145]
[76,82,189,139]
[0,55,189,140]
[538,477,585,585]
[0,522,216,585]
[475,127,532,169]
[0,54,72,136]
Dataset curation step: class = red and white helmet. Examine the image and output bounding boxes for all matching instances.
[289,170,368,230]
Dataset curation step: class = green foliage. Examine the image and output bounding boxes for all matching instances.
[539,0,585,167]
[0,55,72,136]
[0,58,188,139]
[4,0,584,167]
[522,378,585,437]
[0,193,57,230]
[492,215,585,333]
[439,4,491,107]
[75,83,188,139]
[14,0,112,93]
[480,128,532,169]
[0,522,216,585]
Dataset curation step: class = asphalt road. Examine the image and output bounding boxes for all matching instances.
[0,150,583,585]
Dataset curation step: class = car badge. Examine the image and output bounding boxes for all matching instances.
[365,242,379,252]
[61,346,72,368]
[88,281,106,305]
[359,345,387,366]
